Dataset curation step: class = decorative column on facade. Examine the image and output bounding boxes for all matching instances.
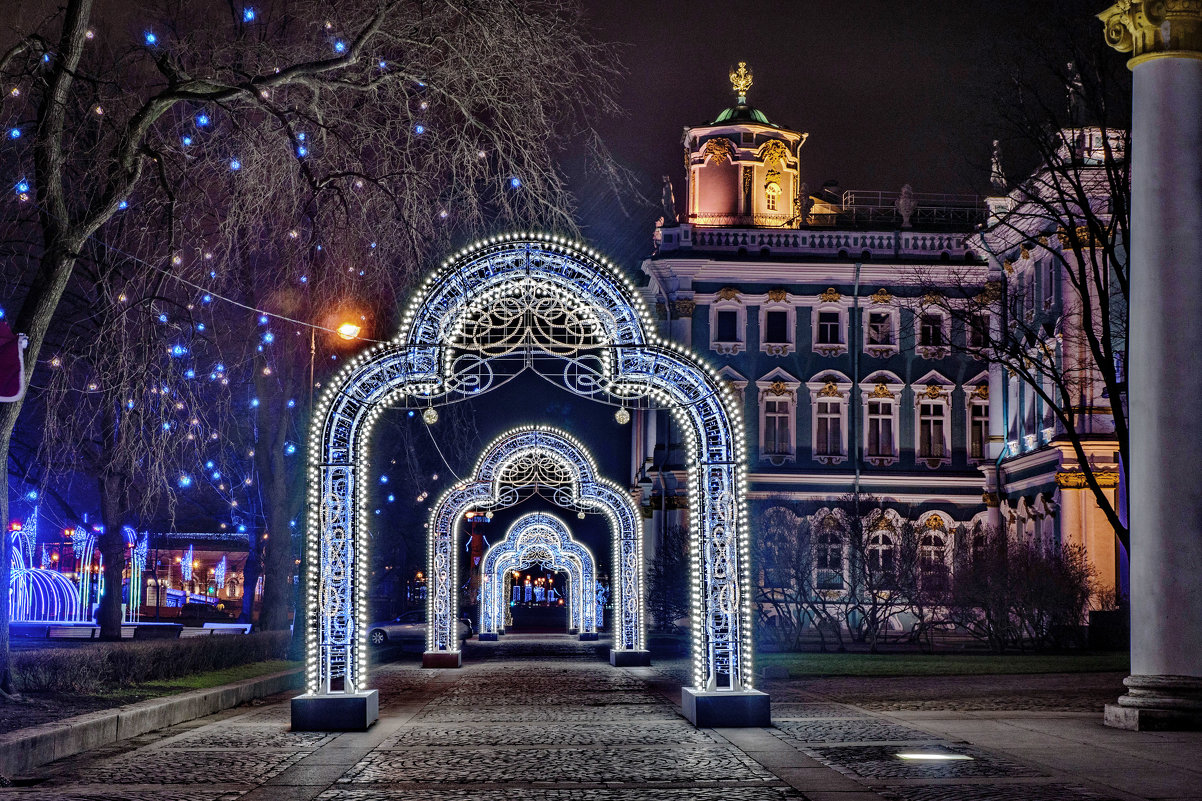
[1098,0,1202,730]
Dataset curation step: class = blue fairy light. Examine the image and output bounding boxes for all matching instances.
[256,344,263,353]
[205,460,215,469]
[299,275,308,283]
[229,159,241,171]
[184,369,195,378]
[250,397,259,407]
[333,40,347,53]
[162,422,172,431]
[209,270,216,278]
[42,53,50,63]
[8,128,20,139]
[284,442,297,455]
[170,344,187,357]
[237,524,247,532]
[379,474,389,484]
[296,145,307,157]
[414,124,425,135]
[297,132,306,141]
[387,494,395,502]
[510,176,522,188]
[202,294,212,303]
[143,31,158,46]
[211,471,221,480]
[127,400,135,409]
[177,474,192,488]
[215,363,225,372]
[158,313,168,323]
[118,200,128,209]
[196,323,205,331]
[262,331,274,343]
[370,242,377,249]
[258,315,268,325]
[287,399,296,408]
[25,490,37,500]
[242,7,255,21]
[196,114,210,126]
[378,60,387,69]
[407,410,415,418]
[181,135,192,146]
[15,180,30,194]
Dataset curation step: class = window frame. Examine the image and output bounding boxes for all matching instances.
[914,309,950,359]
[757,295,796,357]
[810,292,849,357]
[708,294,747,355]
[911,377,953,467]
[859,372,904,466]
[755,371,801,464]
[805,372,852,465]
[864,307,899,358]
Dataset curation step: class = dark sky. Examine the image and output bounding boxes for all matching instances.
[572,1,1103,266]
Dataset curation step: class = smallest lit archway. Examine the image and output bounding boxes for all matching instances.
[481,512,596,640]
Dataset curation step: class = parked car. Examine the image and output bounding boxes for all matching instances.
[367,608,472,646]
[175,602,235,626]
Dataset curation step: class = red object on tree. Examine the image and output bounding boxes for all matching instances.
[0,322,28,402]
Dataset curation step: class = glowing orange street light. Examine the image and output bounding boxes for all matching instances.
[337,322,361,340]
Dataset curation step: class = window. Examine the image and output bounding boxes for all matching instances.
[765,183,780,211]
[715,310,739,343]
[817,311,842,345]
[764,399,791,455]
[919,314,944,347]
[815,400,842,456]
[867,311,893,345]
[816,530,843,589]
[868,532,895,574]
[867,401,894,457]
[920,532,949,589]
[764,310,788,343]
[970,402,989,460]
[969,313,988,349]
[918,402,946,459]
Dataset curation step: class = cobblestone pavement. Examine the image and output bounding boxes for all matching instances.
[4,634,1199,801]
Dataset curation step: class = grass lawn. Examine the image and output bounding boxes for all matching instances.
[102,659,300,699]
[756,651,1130,677]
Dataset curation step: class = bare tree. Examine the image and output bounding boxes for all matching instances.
[0,0,621,694]
[752,501,815,652]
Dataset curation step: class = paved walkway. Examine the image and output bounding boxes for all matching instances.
[5,634,1200,801]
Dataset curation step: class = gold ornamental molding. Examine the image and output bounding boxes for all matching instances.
[768,381,795,398]
[982,491,1000,508]
[922,384,946,400]
[759,139,790,165]
[1055,470,1121,489]
[672,299,696,316]
[971,384,990,400]
[817,379,843,398]
[869,381,895,399]
[818,287,841,303]
[1099,0,1202,65]
[716,286,742,303]
[870,288,893,304]
[730,61,754,98]
[702,137,737,166]
[767,288,788,303]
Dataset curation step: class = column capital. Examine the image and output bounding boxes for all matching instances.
[1099,0,1202,66]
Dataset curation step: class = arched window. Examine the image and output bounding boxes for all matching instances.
[815,525,844,590]
[919,532,949,590]
[868,531,895,574]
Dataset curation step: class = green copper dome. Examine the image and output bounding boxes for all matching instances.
[710,103,774,126]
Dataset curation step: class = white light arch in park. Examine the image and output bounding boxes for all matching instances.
[426,425,644,659]
[480,512,595,638]
[299,232,760,729]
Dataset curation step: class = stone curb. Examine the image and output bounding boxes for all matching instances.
[0,666,303,777]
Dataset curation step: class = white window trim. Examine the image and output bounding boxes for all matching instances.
[755,371,800,465]
[914,308,950,359]
[859,372,905,467]
[915,512,953,578]
[806,372,852,465]
[863,304,899,359]
[708,296,746,355]
[810,292,850,357]
[964,373,990,465]
[911,376,953,468]
[811,508,848,594]
[758,296,796,357]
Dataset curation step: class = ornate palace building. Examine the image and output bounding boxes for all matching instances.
[633,64,1123,602]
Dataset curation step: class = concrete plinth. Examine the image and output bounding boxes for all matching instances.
[568,628,578,635]
[290,690,378,732]
[578,632,598,641]
[1105,675,1202,730]
[681,687,770,727]
[478,633,498,641]
[609,649,651,667]
[422,651,462,668]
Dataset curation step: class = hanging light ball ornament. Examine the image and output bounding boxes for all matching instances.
[422,406,439,425]
[614,407,630,425]
[577,511,586,520]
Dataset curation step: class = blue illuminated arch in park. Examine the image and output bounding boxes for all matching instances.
[300,232,756,728]
[426,425,644,659]
[480,512,595,637]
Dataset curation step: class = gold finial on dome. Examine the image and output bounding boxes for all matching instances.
[730,61,753,103]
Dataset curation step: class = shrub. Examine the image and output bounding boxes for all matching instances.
[13,631,292,693]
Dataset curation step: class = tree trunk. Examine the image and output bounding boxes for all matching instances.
[0,412,17,696]
[96,478,128,640]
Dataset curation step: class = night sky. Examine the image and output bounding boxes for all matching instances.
[574,1,1088,267]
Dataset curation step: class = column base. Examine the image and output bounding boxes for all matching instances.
[681,687,771,727]
[609,649,651,667]
[579,632,599,641]
[497,628,505,635]
[1105,675,1202,730]
[422,651,462,668]
[291,690,378,731]
[568,628,578,635]
[478,633,498,641]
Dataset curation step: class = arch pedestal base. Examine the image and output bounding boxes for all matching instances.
[578,632,599,641]
[682,687,770,728]
[422,651,462,669]
[610,649,651,667]
[291,691,378,732]
[478,633,499,641]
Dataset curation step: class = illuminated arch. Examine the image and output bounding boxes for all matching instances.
[299,233,758,730]
[427,425,644,659]
[480,512,595,637]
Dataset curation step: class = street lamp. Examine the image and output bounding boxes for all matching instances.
[337,322,361,340]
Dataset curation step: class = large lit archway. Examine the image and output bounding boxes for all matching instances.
[426,425,647,666]
[292,233,766,731]
[480,512,595,639]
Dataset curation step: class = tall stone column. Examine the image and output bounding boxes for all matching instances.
[1099,0,1202,730]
